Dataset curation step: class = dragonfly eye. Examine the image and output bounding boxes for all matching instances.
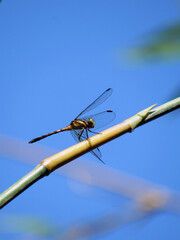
[87,118,95,128]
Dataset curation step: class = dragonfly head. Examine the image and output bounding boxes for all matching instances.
[87,118,95,128]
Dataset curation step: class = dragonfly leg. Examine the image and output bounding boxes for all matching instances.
[78,129,84,141]
[85,129,89,138]
[85,129,92,146]
[86,129,94,145]
[83,129,104,164]
[88,129,101,135]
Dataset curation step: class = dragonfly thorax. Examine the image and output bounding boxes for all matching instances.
[71,118,95,130]
[87,118,95,128]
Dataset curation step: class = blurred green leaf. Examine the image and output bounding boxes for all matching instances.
[127,22,180,62]
[0,214,58,237]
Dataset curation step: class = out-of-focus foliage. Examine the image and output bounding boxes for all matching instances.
[127,22,180,62]
[0,214,58,238]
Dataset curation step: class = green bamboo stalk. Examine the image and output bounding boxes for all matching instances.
[139,97,180,126]
[0,164,48,209]
[0,97,179,209]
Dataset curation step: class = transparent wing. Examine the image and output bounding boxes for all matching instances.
[90,148,104,163]
[80,110,116,130]
[70,129,103,163]
[71,129,86,143]
[75,88,113,119]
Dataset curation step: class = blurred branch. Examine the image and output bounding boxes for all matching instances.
[60,199,166,240]
[0,97,179,209]
[61,203,147,240]
[0,138,180,238]
[60,187,179,239]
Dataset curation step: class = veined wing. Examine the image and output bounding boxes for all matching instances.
[90,148,103,163]
[80,110,116,131]
[75,88,113,119]
[71,129,103,163]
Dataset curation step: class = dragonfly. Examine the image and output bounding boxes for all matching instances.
[29,88,115,163]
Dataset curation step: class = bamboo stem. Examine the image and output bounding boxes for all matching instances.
[139,97,180,126]
[0,164,48,209]
[0,97,179,209]
[41,121,131,171]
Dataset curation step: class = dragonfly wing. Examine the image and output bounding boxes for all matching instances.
[71,129,103,163]
[75,88,113,119]
[71,129,83,143]
[80,110,116,131]
[90,148,104,163]
[71,129,88,143]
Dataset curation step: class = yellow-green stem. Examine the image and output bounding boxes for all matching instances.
[0,97,179,209]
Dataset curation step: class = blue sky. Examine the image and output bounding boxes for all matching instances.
[0,0,180,239]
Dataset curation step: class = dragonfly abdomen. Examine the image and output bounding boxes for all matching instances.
[29,125,72,143]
